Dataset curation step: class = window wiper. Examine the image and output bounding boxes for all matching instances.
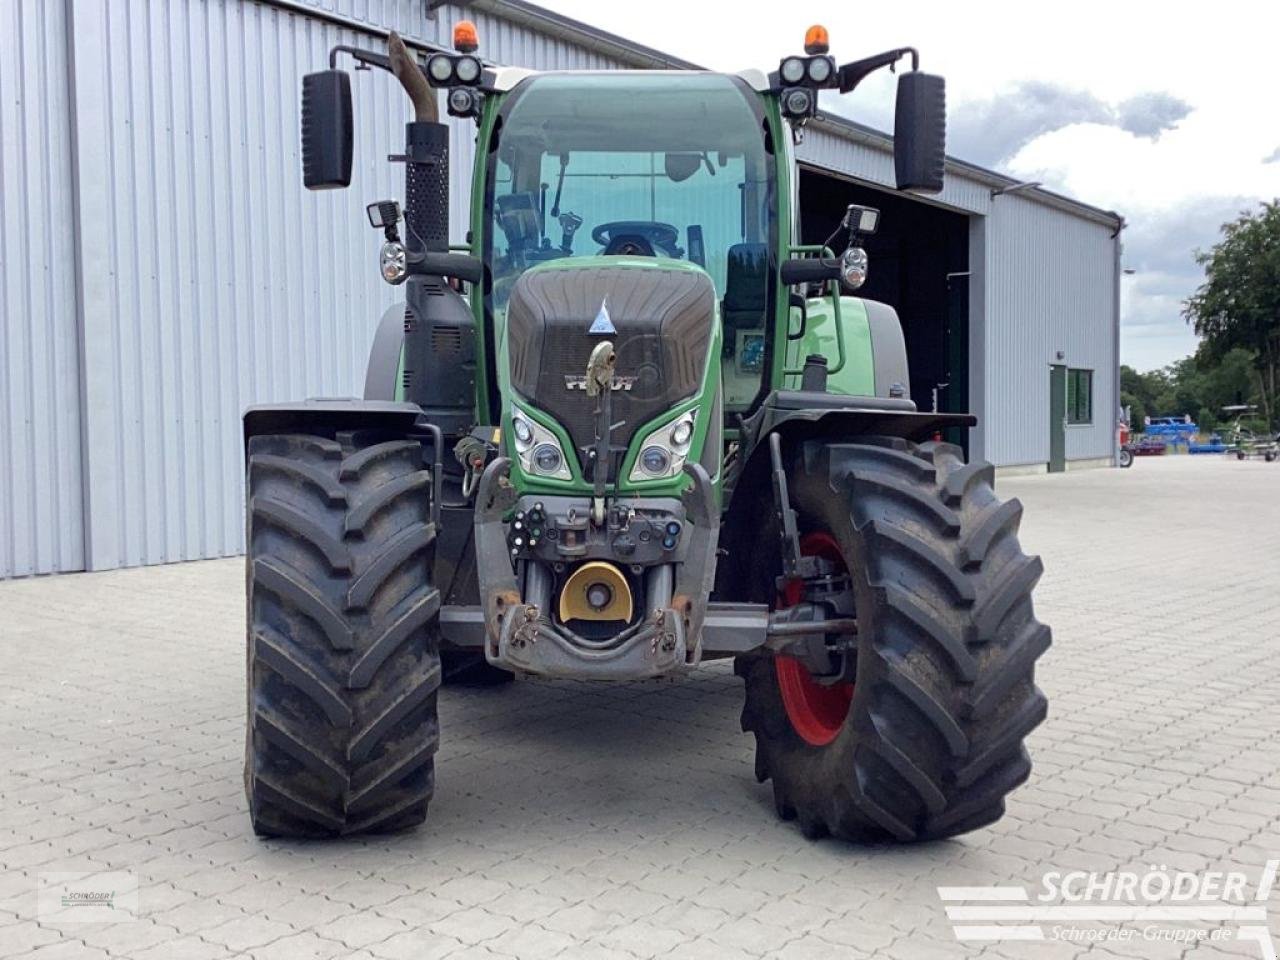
[550,152,569,219]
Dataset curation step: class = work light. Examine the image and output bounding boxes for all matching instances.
[780,57,807,85]
[806,56,834,84]
[843,203,880,236]
[427,54,454,84]
[454,55,482,85]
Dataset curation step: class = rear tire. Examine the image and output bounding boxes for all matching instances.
[736,438,1049,842]
[1119,448,1133,468]
[245,431,441,837]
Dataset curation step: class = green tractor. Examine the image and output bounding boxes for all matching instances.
[243,20,1049,842]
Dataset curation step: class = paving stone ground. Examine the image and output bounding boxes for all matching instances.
[1,454,1278,959]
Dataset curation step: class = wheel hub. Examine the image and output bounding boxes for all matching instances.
[774,531,855,747]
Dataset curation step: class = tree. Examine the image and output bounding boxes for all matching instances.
[1183,201,1280,428]
[1120,348,1259,432]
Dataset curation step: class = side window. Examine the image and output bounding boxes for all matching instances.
[1067,368,1093,424]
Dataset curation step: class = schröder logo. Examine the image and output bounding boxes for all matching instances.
[937,859,1277,957]
[38,872,138,924]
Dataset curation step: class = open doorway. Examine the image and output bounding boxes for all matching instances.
[798,167,971,447]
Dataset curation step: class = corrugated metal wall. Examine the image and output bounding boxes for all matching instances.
[0,0,84,578]
[66,0,432,571]
[2,0,630,576]
[0,0,1119,578]
[982,194,1118,467]
[798,124,992,217]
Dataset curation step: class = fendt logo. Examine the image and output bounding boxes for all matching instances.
[938,859,1278,957]
[564,375,636,392]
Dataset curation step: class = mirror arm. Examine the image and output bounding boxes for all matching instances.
[329,35,439,123]
[837,47,919,94]
[329,44,393,73]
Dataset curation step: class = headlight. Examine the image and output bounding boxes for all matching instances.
[629,411,696,483]
[781,87,816,120]
[512,415,534,448]
[639,447,671,477]
[446,86,485,120]
[532,443,563,475]
[510,406,571,480]
[671,418,693,450]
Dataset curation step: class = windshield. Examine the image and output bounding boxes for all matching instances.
[485,73,775,306]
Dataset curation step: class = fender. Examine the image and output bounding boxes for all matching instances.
[243,399,425,455]
[363,302,407,401]
[714,392,976,603]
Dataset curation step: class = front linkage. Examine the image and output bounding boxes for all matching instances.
[472,455,721,678]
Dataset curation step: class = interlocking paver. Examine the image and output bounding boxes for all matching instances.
[1,455,1278,959]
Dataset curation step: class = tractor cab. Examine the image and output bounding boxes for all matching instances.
[481,71,777,417]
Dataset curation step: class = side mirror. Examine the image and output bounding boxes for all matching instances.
[893,71,945,193]
[301,70,353,190]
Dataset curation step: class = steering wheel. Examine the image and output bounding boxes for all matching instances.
[593,221,681,257]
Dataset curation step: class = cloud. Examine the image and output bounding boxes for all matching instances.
[947,82,1113,167]
[1113,198,1259,371]
[945,82,1192,168]
[1115,92,1193,139]
[1265,146,1280,164]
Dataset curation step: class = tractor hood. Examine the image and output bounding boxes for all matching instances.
[505,258,717,481]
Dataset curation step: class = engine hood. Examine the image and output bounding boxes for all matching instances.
[505,258,716,474]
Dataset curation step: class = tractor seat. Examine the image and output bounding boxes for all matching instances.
[722,243,769,344]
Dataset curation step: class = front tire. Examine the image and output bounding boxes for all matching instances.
[1119,448,1133,468]
[736,439,1049,842]
[245,431,441,837]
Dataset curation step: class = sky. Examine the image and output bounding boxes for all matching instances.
[531,0,1280,372]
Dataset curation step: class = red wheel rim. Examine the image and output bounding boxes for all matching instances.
[774,531,854,747]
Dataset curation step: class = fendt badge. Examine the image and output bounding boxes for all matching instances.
[564,375,636,392]
[588,296,617,335]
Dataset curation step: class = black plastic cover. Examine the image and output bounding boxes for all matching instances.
[405,122,450,253]
[301,70,353,189]
[779,257,840,286]
[893,72,946,193]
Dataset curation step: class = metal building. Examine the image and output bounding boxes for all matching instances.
[0,0,1121,579]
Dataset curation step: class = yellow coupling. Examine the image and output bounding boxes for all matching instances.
[558,561,633,623]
